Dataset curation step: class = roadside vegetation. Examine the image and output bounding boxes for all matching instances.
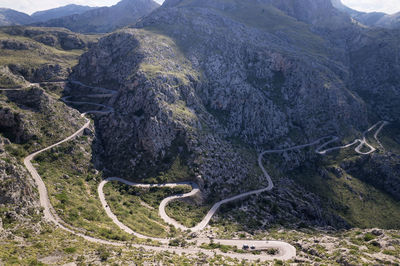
[0,223,252,265]
[165,200,210,228]
[33,134,135,242]
[103,181,191,238]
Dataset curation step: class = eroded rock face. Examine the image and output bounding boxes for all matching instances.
[9,64,67,83]
[0,136,39,223]
[70,0,399,228]
[0,39,38,50]
[0,87,83,145]
[0,108,30,143]
[348,29,400,123]
[73,2,367,184]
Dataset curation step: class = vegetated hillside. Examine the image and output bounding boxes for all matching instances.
[31,4,97,23]
[0,76,106,264]
[35,0,160,33]
[0,26,99,82]
[0,25,97,247]
[0,8,33,26]
[0,67,84,234]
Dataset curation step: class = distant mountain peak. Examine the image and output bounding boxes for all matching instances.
[0,8,33,26]
[31,4,97,23]
[34,0,160,33]
[330,0,399,28]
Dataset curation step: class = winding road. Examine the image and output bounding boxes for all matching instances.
[0,87,24,91]
[22,81,390,262]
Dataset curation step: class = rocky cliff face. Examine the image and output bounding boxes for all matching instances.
[0,139,39,225]
[0,86,84,148]
[347,28,400,123]
[68,0,387,228]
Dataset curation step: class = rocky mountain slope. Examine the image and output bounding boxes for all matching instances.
[31,4,97,23]
[0,8,33,26]
[35,0,160,33]
[0,0,398,264]
[66,0,400,230]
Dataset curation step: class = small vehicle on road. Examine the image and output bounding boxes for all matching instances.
[250,245,256,250]
[242,244,249,250]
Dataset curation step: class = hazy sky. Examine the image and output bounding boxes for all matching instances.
[342,0,400,14]
[0,0,164,14]
[1,0,399,15]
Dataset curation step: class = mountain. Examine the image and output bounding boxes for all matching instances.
[331,0,400,29]
[70,0,400,232]
[31,4,97,23]
[374,12,400,29]
[0,0,400,264]
[35,0,160,33]
[0,8,33,26]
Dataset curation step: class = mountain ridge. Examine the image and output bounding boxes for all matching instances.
[0,8,33,26]
[31,4,97,23]
[331,0,400,28]
[34,0,161,33]
[1,0,161,32]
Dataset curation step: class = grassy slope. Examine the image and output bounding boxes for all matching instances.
[165,200,210,228]
[293,166,400,229]
[379,123,400,154]
[104,181,191,238]
[291,143,400,229]
[0,30,84,69]
[34,135,134,242]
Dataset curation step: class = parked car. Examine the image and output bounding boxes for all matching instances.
[242,244,249,250]
[250,245,256,250]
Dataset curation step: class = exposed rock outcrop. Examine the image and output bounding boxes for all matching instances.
[0,137,39,224]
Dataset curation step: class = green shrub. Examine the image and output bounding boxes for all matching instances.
[28,259,44,266]
[64,247,77,254]
[267,248,279,255]
[364,233,375,242]
[97,247,111,261]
